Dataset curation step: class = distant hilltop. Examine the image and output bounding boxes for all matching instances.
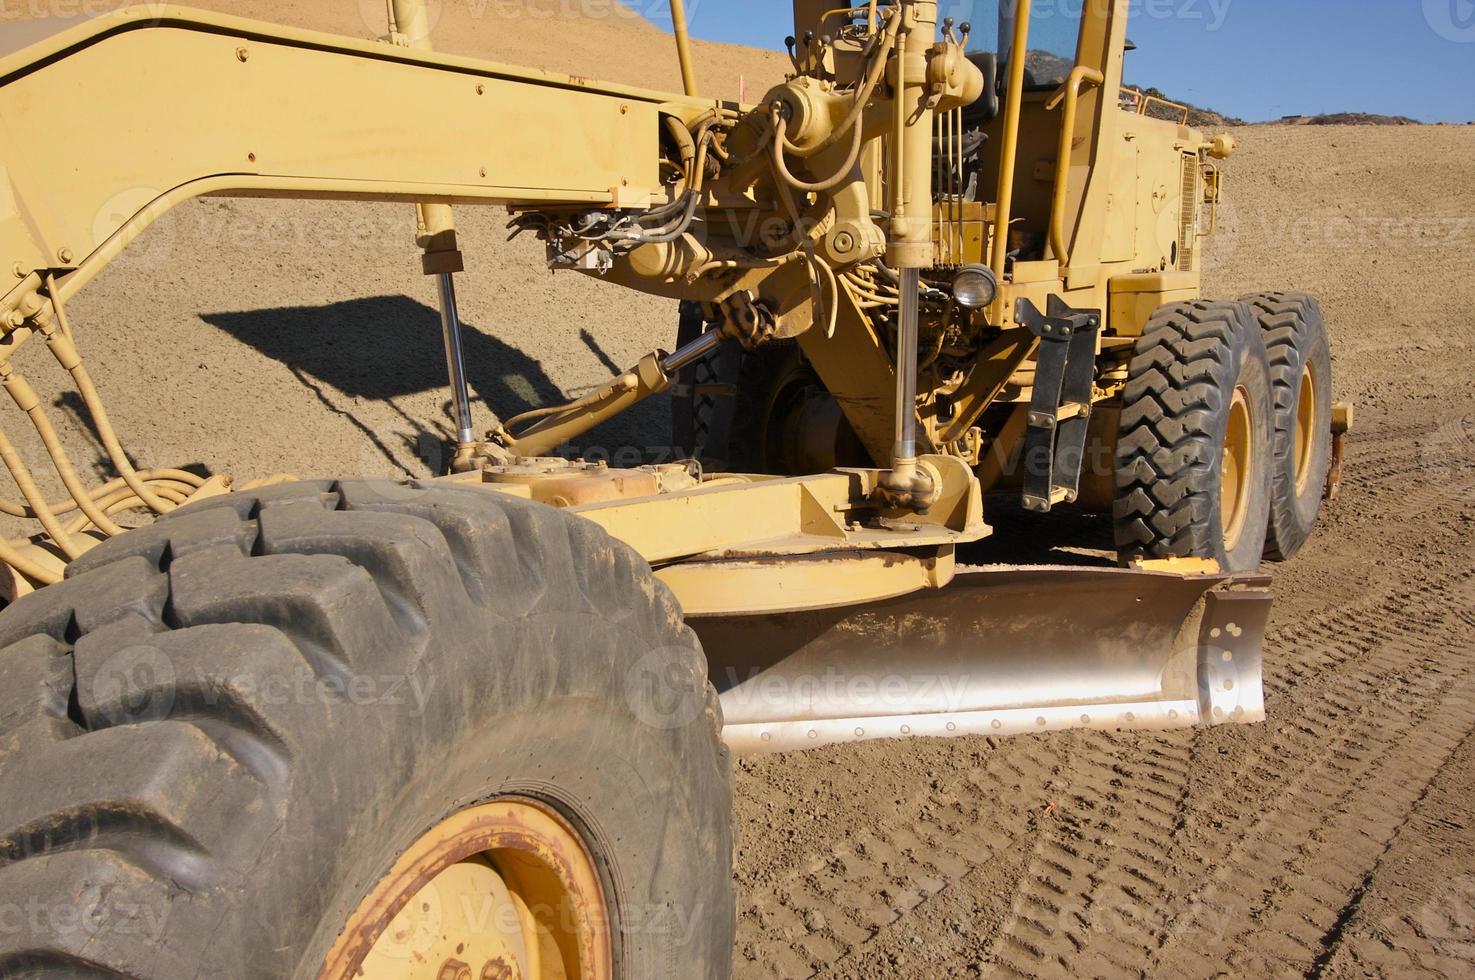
[1273,112,1423,126]
[1130,86,1434,128]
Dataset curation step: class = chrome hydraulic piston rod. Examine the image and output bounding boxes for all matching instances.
[878,1,939,508]
[436,272,476,446]
[893,267,921,465]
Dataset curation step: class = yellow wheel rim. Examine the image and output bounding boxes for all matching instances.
[1293,363,1318,496]
[1221,386,1254,551]
[322,799,613,980]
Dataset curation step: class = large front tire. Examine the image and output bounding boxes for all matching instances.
[0,481,733,978]
[1114,300,1275,572]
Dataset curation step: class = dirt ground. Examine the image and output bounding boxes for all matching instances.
[5,3,1475,977]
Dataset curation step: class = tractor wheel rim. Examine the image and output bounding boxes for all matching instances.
[321,798,613,980]
[1221,385,1254,551]
[1293,364,1318,495]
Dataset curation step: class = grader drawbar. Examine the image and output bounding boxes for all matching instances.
[0,2,1325,975]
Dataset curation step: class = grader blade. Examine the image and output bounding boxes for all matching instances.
[693,567,1271,755]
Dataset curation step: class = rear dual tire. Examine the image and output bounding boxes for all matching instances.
[1114,300,1276,572]
[671,303,866,474]
[1243,292,1334,561]
[0,481,733,978]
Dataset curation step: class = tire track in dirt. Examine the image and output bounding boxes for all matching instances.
[1308,720,1475,978]
[988,421,1475,976]
[1144,566,1475,974]
[984,738,1197,977]
[734,418,1475,979]
[1314,720,1475,978]
[736,743,1048,976]
[968,416,1475,978]
[970,570,1475,977]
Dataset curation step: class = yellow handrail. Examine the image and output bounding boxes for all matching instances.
[669,0,699,98]
[989,2,1034,284]
[1121,86,1190,124]
[1045,65,1106,269]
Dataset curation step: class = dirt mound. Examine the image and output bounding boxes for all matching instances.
[4,5,1474,977]
[1274,112,1424,126]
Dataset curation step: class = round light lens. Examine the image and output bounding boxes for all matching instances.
[952,264,998,309]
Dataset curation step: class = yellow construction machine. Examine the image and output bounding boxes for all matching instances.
[0,2,1343,976]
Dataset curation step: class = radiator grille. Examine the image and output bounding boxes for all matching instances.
[1178,154,1198,271]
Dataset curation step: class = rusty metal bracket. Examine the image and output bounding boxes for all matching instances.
[1325,401,1354,501]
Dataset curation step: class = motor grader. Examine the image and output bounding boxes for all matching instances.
[0,1,1342,976]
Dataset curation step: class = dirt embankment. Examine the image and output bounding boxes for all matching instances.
[3,4,1474,977]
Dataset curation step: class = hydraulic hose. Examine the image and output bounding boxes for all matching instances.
[768,8,897,193]
[0,418,83,559]
[0,536,60,586]
[784,7,899,160]
[42,327,175,515]
[1,366,123,536]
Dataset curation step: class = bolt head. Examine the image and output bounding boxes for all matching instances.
[235,47,249,62]
[57,248,73,264]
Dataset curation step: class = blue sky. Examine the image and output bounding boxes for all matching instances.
[621,0,1475,123]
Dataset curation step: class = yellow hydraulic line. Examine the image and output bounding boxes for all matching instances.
[42,274,176,513]
[0,467,202,523]
[65,481,198,535]
[668,0,700,98]
[0,536,60,586]
[42,323,175,515]
[0,417,83,559]
[990,0,1032,283]
[0,366,124,536]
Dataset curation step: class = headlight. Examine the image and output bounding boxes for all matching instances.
[951,264,998,309]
